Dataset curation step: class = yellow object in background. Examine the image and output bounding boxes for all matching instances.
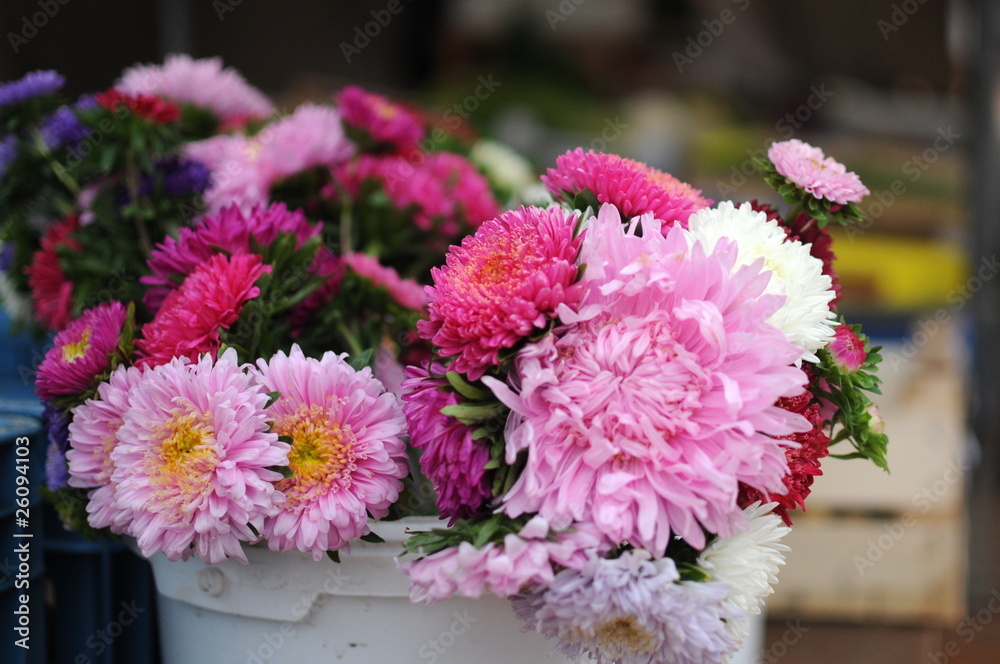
[829,231,968,311]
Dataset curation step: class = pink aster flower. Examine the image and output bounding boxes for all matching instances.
[401,517,610,604]
[829,323,868,373]
[419,206,583,380]
[335,152,500,239]
[484,205,810,552]
[110,349,289,563]
[187,103,354,213]
[135,253,269,368]
[116,54,274,123]
[768,139,869,205]
[253,345,408,559]
[66,364,146,532]
[335,85,425,154]
[343,252,427,312]
[542,148,711,229]
[142,203,320,312]
[35,301,128,401]
[401,362,494,521]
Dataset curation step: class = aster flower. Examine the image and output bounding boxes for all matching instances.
[43,400,73,490]
[138,155,212,198]
[768,139,868,206]
[542,148,711,229]
[739,384,831,524]
[253,345,408,559]
[698,502,791,644]
[0,70,64,108]
[94,89,180,124]
[143,203,318,312]
[0,134,18,182]
[110,350,289,563]
[40,106,89,151]
[420,206,583,380]
[486,205,809,552]
[685,201,837,364]
[335,85,425,153]
[401,363,494,521]
[116,54,274,122]
[336,152,500,238]
[35,301,129,401]
[513,550,740,664]
[135,253,269,367]
[829,323,868,373]
[343,252,427,312]
[66,364,146,532]
[26,214,80,331]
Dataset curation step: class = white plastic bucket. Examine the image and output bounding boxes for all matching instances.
[148,516,765,664]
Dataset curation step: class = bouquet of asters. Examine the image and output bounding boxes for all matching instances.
[0,56,524,564]
[397,142,886,663]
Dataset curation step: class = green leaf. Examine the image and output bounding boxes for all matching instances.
[267,465,294,479]
[445,371,493,401]
[326,550,341,563]
[360,531,385,544]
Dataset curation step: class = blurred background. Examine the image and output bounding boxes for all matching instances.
[1,0,998,662]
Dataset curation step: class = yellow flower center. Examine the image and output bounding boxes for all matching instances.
[275,403,357,506]
[592,615,657,656]
[147,411,218,511]
[373,98,398,120]
[61,328,92,363]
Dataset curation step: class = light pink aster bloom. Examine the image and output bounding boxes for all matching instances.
[187,103,354,213]
[542,148,711,229]
[768,139,869,205]
[116,54,274,122]
[253,345,408,560]
[111,349,289,564]
[343,252,427,312]
[419,206,583,380]
[35,301,128,401]
[66,364,145,533]
[401,516,610,604]
[485,204,810,552]
[142,203,320,312]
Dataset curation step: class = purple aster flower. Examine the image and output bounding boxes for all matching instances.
[513,550,742,664]
[43,399,72,490]
[143,156,212,197]
[0,70,65,108]
[0,243,14,272]
[40,106,89,150]
[0,134,18,182]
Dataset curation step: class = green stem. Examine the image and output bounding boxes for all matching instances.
[31,128,80,196]
[335,320,364,357]
[785,201,804,225]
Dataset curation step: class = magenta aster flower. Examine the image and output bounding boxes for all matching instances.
[116,54,273,123]
[767,139,869,205]
[111,350,289,563]
[253,345,408,559]
[485,205,810,552]
[335,85,425,153]
[401,363,493,521]
[542,148,711,229]
[419,206,583,380]
[136,253,269,368]
[343,252,427,312]
[829,323,868,373]
[66,364,146,532]
[35,301,128,401]
[142,203,320,312]
[336,152,500,238]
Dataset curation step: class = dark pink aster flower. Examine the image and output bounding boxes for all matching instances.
[335,85,425,154]
[142,203,319,312]
[829,324,867,373]
[35,301,128,401]
[542,148,711,229]
[401,363,493,522]
[26,214,80,332]
[419,205,583,380]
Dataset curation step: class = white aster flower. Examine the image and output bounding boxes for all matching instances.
[685,201,836,363]
[698,502,791,644]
